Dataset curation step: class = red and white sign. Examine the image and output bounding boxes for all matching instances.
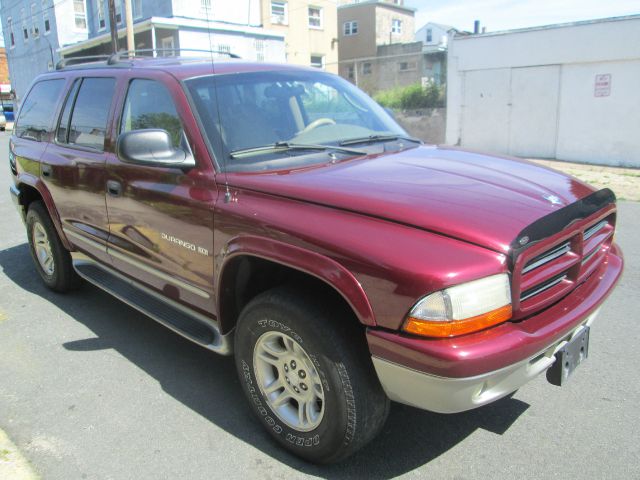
[594,74,611,97]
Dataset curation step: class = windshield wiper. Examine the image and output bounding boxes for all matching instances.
[229,142,367,159]
[339,134,422,146]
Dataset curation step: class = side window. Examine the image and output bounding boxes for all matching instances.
[68,77,115,150]
[14,79,65,141]
[120,79,183,147]
[56,79,81,144]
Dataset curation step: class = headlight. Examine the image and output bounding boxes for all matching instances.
[403,274,512,338]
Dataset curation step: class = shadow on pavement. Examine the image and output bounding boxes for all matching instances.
[0,242,529,479]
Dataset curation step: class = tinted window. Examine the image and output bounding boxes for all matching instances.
[56,79,81,144]
[120,79,182,147]
[14,79,65,141]
[68,78,115,150]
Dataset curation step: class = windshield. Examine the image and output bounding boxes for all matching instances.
[185,70,407,172]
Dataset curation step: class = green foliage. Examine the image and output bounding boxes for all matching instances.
[373,82,445,110]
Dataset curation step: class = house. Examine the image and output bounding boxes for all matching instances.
[413,22,456,85]
[260,0,339,73]
[1,0,90,101]
[446,14,640,167]
[0,0,287,102]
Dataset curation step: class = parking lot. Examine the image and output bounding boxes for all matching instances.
[0,130,638,479]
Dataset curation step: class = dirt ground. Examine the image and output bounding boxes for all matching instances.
[531,159,640,202]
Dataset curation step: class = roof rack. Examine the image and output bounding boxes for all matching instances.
[108,48,241,63]
[55,48,241,70]
[55,55,112,70]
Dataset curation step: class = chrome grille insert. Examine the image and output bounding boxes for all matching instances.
[521,274,568,302]
[523,242,571,274]
[584,220,608,241]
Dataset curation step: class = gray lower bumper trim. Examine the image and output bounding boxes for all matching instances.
[373,308,600,414]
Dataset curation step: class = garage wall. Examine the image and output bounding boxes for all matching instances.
[446,15,640,167]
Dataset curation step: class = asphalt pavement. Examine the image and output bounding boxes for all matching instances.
[0,131,638,479]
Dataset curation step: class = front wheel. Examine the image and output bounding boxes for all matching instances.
[234,286,389,464]
[26,202,80,292]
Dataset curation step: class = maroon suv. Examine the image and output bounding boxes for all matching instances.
[8,56,623,463]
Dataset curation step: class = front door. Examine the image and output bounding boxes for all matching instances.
[105,75,217,314]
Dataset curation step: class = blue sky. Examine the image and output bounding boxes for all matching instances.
[405,0,640,32]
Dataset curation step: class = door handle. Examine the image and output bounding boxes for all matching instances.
[41,164,52,177]
[106,180,122,197]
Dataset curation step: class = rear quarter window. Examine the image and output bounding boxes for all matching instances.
[14,79,66,141]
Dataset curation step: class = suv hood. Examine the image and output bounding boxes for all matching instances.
[225,146,596,253]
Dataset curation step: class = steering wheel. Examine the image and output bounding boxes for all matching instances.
[297,117,336,135]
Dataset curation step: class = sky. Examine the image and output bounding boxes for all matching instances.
[405,0,640,32]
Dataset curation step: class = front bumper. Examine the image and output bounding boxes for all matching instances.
[373,309,598,413]
[9,184,26,223]
[368,245,623,413]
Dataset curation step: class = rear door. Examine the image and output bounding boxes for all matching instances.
[41,76,117,264]
[105,72,217,314]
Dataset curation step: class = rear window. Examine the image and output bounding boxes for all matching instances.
[67,78,116,150]
[14,79,65,141]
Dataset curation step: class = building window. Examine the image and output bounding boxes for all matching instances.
[347,65,354,80]
[308,6,322,29]
[73,0,87,30]
[43,2,51,35]
[160,36,175,55]
[271,1,287,24]
[115,1,122,24]
[8,17,15,48]
[255,39,265,62]
[398,61,416,72]
[31,4,40,38]
[310,55,324,69]
[362,62,371,75]
[98,0,106,30]
[133,0,142,19]
[343,21,358,36]
[426,28,432,42]
[392,19,402,34]
[21,8,28,42]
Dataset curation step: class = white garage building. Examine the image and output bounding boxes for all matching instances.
[445,15,640,167]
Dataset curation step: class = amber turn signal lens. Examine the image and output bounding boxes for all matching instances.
[404,304,513,338]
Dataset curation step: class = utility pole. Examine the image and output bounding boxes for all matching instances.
[108,0,118,54]
[124,0,134,55]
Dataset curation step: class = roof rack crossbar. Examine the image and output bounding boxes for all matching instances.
[107,48,241,64]
[56,55,112,70]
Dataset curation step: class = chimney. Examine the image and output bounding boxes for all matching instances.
[474,20,480,34]
[482,26,486,33]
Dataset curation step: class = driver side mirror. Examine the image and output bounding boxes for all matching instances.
[116,129,196,169]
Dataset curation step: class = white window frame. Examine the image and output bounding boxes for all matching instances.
[8,17,15,48]
[310,54,324,69]
[160,36,175,56]
[392,19,402,34]
[362,62,371,75]
[133,0,142,19]
[343,21,358,36]
[308,6,323,29]
[43,2,51,36]
[31,4,40,38]
[426,28,432,42]
[115,1,123,25]
[97,0,106,31]
[271,1,288,25]
[73,0,87,31]
[21,8,29,43]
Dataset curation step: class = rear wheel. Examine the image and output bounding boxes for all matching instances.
[26,202,79,292]
[234,286,389,463]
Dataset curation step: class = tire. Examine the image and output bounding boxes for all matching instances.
[26,201,80,292]
[234,286,390,464]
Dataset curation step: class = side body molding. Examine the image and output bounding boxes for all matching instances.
[217,235,376,327]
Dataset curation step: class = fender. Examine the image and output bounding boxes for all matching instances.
[15,172,73,251]
[218,235,376,327]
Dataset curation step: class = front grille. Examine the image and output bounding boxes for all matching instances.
[514,214,614,316]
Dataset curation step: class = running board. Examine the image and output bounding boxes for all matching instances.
[72,255,232,355]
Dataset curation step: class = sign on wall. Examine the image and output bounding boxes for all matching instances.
[594,74,611,97]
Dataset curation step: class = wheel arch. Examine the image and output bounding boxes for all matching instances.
[16,177,72,251]
[216,235,376,335]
